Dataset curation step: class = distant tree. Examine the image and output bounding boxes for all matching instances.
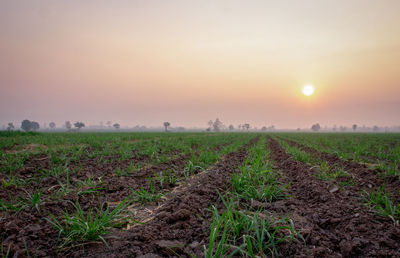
[311,123,321,132]
[106,121,112,128]
[113,123,120,129]
[340,126,347,132]
[49,122,56,129]
[65,121,72,130]
[373,125,379,132]
[7,122,14,131]
[352,124,357,132]
[163,122,170,132]
[243,123,250,131]
[212,118,223,132]
[21,120,32,131]
[74,121,85,130]
[30,121,40,131]
[207,120,213,131]
[332,125,337,131]
[228,124,234,131]
[238,124,242,131]
[261,126,267,131]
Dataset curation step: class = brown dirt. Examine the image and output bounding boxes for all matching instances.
[0,138,256,257]
[61,137,259,258]
[266,136,400,257]
[279,136,400,203]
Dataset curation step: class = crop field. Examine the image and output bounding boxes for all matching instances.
[1,132,400,257]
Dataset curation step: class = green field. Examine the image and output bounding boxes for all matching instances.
[1,132,399,257]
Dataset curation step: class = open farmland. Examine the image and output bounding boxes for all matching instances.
[1,132,400,257]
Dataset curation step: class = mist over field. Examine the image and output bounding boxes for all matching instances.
[1,0,400,130]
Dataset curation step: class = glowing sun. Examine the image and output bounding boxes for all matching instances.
[302,84,315,96]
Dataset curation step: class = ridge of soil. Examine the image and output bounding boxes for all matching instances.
[0,141,239,257]
[278,136,400,203]
[266,136,400,257]
[64,136,259,258]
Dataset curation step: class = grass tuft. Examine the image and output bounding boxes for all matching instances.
[47,199,131,248]
[362,187,399,224]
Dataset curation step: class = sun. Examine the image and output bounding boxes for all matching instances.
[302,84,314,96]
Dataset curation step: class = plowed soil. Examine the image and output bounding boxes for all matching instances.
[62,137,259,257]
[279,136,400,204]
[0,151,189,256]
[266,136,400,257]
[0,137,257,257]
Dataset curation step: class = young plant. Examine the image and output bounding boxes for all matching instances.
[40,164,69,177]
[114,167,129,176]
[1,174,25,188]
[47,199,131,247]
[77,177,105,195]
[0,198,24,212]
[206,195,299,257]
[362,188,399,224]
[0,241,11,258]
[55,169,71,198]
[20,190,42,212]
[183,160,203,178]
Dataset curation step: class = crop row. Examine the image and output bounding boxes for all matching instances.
[0,132,256,256]
[279,133,400,176]
[274,136,400,224]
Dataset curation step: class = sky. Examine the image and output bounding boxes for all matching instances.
[1,0,399,129]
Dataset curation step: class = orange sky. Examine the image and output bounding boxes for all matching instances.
[1,0,399,129]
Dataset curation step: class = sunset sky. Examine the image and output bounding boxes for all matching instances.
[1,0,399,129]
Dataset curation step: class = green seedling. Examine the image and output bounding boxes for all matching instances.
[362,188,399,224]
[206,194,300,257]
[1,241,11,258]
[114,167,129,176]
[20,190,42,212]
[131,188,163,204]
[47,199,131,248]
[183,160,203,178]
[2,174,25,188]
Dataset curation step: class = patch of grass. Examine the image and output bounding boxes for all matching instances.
[54,169,72,198]
[155,170,177,189]
[183,160,203,178]
[1,174,25,188]
[131,177,163,204]
[205,195,300,257]
[77,177,105,195]
[77,177,102,188]
[47,199,131,248]
[0,198,24,212]
[40,164,69,177]
[232,170,287,202]
[0,241,11,258]
[362,188,399,224]
[131,188,163,204]
[232,139,287,203]
[20,190,42,212]
[338,178,357,187]
[315,162,350,180]
[127,162,142,173]
[114,167,130,176]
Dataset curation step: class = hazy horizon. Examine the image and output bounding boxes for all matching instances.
[1,0,400,129]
